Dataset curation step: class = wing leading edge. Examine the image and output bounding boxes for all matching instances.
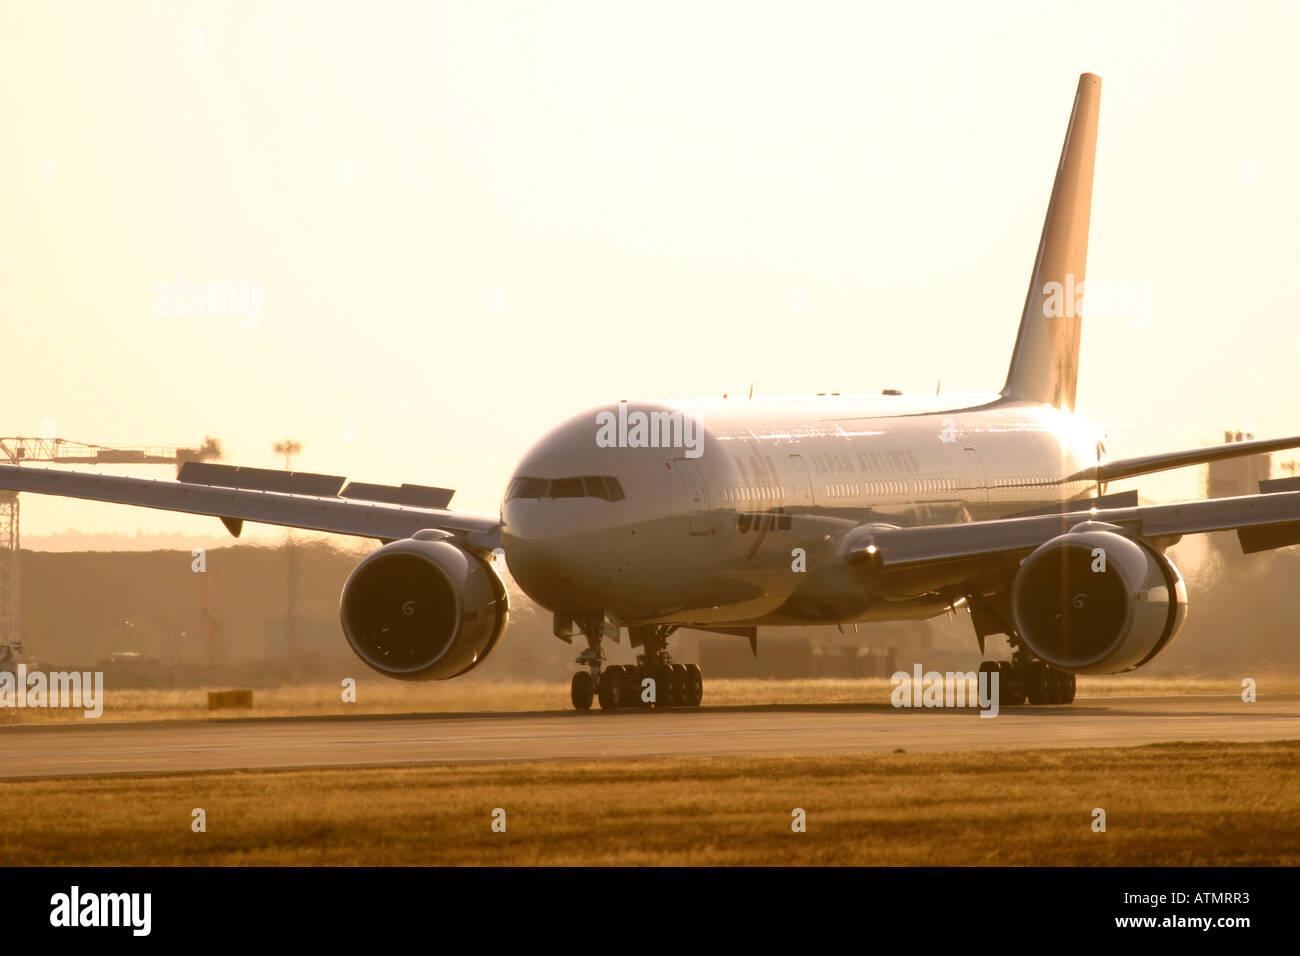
[1070,433,1300,484]
[846,488,1300,575]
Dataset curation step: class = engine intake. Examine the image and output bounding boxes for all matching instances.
[1011,523,1186,674]
[340,535,508,680]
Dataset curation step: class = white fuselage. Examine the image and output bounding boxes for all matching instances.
[502,392,1103,627]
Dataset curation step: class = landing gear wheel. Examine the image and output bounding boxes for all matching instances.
[978,660,997,683]
[1051,669,1076,704]
[649,665,672,708]
[996,660,1026,706]
[624,665,645,706]
[1042,666,1060,704]
[1024,660,1052,705]
[978,661,1001,706]
[670,664,689,706]
[685,664,703,707]
[598,666,625,710]
[571,671,594,710]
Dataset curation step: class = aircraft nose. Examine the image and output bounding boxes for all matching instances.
[499,406,633,611]
[501,495,585,610]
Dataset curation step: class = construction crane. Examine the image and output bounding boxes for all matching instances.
[0,435,222,652]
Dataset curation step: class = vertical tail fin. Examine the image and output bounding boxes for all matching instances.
[1001,73,1101,411]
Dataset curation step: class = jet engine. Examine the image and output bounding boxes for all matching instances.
[1010,522,1186,674]
[339,533,508,680]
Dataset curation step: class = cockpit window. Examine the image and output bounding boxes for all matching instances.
[550,477,585,498]
[589,476,627,501]
[506,475,626,502]
[507,477,550,500]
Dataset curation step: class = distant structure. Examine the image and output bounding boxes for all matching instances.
[1203,429,1271,499]
[0,435,221,652]
[1204,429,1272,558]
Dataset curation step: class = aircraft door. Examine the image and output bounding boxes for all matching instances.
[786,454,816,508]
[671,458,711,535]
[960,442,989,513]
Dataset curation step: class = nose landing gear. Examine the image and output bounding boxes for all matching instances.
[570,670,595,710]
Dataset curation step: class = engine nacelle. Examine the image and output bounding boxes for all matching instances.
[339,534,508,680]
[1011,523,1186,674]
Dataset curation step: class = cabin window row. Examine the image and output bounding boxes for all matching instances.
[721,485,785,503]
[991,475,1055,489]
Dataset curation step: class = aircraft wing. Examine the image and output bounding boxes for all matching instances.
[0,461,501,550]
[846,485,1300,578]
[1069,433,1300,484]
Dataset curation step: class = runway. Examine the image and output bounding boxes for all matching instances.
[1,694,1297,779]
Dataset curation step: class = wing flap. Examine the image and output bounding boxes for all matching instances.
[178,461,347,496]
[339,481,455,509]
[1238,521,1300,555]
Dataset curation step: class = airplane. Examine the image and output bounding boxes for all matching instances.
[5,72,1300,712]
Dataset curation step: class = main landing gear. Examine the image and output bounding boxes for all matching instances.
[978,646,1076,706]
[569,622,703,711]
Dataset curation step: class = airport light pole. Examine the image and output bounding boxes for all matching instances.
[273,439,302,659]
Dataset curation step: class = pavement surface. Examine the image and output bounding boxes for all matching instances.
[1,694,1297,779]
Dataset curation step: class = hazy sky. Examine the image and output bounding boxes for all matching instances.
[2,0,1298,542]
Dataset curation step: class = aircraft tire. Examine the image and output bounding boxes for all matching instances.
[671,664,689,706]
[1052,669,1076,704]
[685,664,703,707]
[571,671,594,710]
[1024,660,1052,705]
[598,666,625,710]
[997,660,1026,706]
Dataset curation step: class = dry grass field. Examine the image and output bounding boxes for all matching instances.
[0,741,1295,865]
[1,675,1294,724]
